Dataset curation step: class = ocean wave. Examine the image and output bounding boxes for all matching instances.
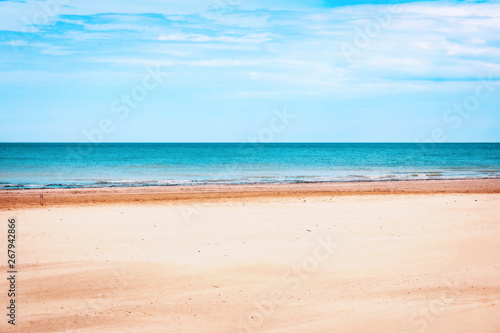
[1,174,500,190]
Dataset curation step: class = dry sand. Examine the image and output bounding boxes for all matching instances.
[0,179,499,332]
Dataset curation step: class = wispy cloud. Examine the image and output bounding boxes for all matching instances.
[157,33,272,43]
[1,0,500,141]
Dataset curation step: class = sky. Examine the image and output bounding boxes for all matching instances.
[0,0,499,142]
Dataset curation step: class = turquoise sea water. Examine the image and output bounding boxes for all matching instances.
[0,143,499,189]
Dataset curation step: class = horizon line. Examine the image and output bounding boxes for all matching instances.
[1,142,500,144]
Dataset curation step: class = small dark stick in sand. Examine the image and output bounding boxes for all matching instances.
[40,194,43,206]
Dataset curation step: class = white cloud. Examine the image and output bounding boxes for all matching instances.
[157,33,272,43]
[2,0,500,95]
[32,43,73,55]
[2,40,28,46]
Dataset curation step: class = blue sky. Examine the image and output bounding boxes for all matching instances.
[0,0,499,142]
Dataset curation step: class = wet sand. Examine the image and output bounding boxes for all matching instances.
[1,178,500,210]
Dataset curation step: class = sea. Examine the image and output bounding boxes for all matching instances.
[0,143,499,189]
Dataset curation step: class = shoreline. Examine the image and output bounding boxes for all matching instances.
[2,178,500,210]
[2,175,500,190]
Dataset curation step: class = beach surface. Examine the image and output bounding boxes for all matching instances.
[1,179,499,332]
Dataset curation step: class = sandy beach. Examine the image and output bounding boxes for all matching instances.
[1,179,499,332]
